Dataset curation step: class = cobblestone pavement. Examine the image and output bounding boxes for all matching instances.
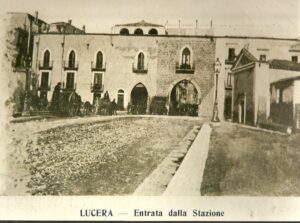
[4,115,204,195]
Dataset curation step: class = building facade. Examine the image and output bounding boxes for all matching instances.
[270,76,300,131]
[18,20,300,119]
[231,48,300,128]
[215,38,300,121]
[31,31,216,116]
[4,12,47,114]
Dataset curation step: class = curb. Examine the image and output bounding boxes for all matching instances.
[163,123,212,196]
[133,125,201,195]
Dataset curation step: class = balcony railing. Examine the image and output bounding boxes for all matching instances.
[132,63,148,74]
[175,63,195,74]
[224,81,232,90]
[90,83,104,93]
[64,61,79,70]
[225,58,236,65]
[91,62,106,72]
[62,82,77,91]
[39,60,53,70]
[38,84,51,91]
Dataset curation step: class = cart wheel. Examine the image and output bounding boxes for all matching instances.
[67,92,77,116]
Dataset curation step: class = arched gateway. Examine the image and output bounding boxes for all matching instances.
[130,83,148,114]
[169,79,200,116]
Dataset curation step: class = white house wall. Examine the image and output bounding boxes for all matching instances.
[215,37,300,120]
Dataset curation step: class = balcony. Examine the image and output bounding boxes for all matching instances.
[62,82,77,92]
[225,58,236,65]
[175,63,195,74]
[38,84,51,91]
[39,60,53,70]
[91,62,106,72]
[132,63,148,74]
[224,81,232,90]
[90,83,104,93]
[64,61,79,71]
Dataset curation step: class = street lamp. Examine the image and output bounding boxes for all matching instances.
[22,55,32,116]
[211,58,221,123]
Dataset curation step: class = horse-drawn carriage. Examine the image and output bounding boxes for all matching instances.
[50,83,115,116]
[51,83,82,116]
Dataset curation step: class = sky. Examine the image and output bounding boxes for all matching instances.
[1,0,300,38]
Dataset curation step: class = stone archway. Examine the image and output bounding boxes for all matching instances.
[168,79,200,116]
[130,83,148,114]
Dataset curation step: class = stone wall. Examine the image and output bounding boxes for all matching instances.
[156,37,215,116]
[33,34,216,116]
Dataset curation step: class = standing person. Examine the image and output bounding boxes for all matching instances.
[51,82,61,112]
[104,91,110,101]
[110,99,117,115]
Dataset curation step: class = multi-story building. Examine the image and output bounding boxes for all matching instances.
[31,21,216,117]
[4,12,48,114]
[3,12,86,115]
[27,20,300,119]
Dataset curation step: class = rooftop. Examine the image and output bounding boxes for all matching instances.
[269,59,300,72]
[7,12,47,25]
[115,20,164,27]
[289,42,300,52]
[271,75,300,85]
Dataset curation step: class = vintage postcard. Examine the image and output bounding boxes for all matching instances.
[0,0,300,221]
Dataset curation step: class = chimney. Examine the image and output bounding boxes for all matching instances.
[196,19,198,29]
[68,19,72,25]
[210,20,213,28]
[35,11,38,23]
[82,25,85,32]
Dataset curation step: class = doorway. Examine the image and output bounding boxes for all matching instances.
[117,89,125,110]
[130,83,148,114]
[169,80,198,116]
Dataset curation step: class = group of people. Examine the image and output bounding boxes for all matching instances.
[103,91,117,115]
[50,85,119,116]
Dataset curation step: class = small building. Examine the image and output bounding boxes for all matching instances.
[48,20,85,34]
[114,20,166,35]
[231,48,300,127]
[270,76,300,131]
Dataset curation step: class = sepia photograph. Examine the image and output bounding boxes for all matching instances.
[0,0,300,221]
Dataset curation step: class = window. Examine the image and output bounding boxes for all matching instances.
[43,50,50,67]
[260,54,266,62]
[181,47,191,68]
[228,48,235,61]
[148,29,158,35]
[137,52,145,70]
[120,28,129,35]
[96,51,103,68]
[68,50,76,67]
[134,28,143,35]
[117,89,125,110]
[66,72,75,89]
[176,46,194,73]
[94,73,102,86]
[40,72,49,88]
[292,56,298,63]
